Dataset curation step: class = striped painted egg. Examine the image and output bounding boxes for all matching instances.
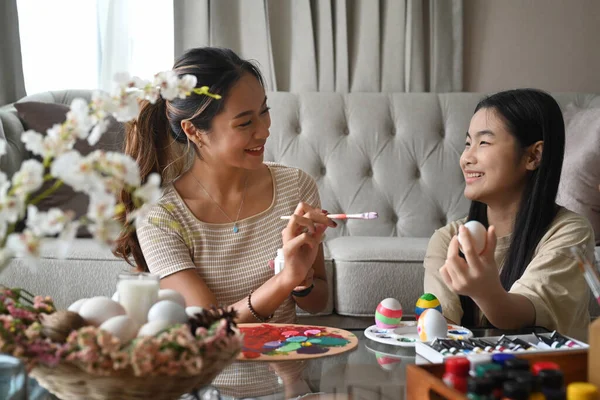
[375,298,403,329]
[417,308,448,341]
[415,293,442,320]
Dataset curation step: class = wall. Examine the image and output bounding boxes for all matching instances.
[464,0,600,92]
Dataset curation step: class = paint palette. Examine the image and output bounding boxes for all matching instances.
[237,323,359,361]
[364,321,473,347]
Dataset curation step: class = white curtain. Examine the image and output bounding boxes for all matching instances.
[97,0,131,92]
[174,0,463,92]
[97,0,174,92]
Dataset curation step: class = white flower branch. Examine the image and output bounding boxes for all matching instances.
[0,71,219,271]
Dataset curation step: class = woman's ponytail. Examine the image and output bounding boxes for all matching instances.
[113,99,188,271]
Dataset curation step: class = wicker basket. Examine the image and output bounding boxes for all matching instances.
[30,355,236,400]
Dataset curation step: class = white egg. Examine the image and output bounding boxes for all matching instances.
[147,300,188,324]
[111,291,119,302]
[185,306,205,318]
[79,296,126,327]
[418,309,448,341]
[99,315,138,344]
[158,289,186,308]
[137,320,173,337]
[458,220,487,254]
[67,298,88,313]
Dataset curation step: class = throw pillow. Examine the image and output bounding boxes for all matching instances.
[557,103,600,245]
[14,101,124,237]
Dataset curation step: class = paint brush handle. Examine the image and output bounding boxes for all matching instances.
[280,212,377,220]
[280,214,348,220]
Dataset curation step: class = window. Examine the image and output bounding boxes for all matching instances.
[18,0,174,95]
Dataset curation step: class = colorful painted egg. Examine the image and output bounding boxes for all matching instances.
[375,298,403,329]
[415,293,442,320]
[417,308,448,341]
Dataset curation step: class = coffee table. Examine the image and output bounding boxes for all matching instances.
[209,325,551,400]
[33,324,550,400]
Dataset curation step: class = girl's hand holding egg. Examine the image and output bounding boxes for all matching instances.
[440,224,502,300]
[457,220,487,255]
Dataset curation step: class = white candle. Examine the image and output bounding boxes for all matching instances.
[117,272,160,325]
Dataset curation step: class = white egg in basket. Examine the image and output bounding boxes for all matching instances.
[137,320,173,337]
[78,296,126,327]
[99,315,139,343]
[147,300,188,324]
[158,289,186,308]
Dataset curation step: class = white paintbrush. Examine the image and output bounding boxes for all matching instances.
[280,212,379,220]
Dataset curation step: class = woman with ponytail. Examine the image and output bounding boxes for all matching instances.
[114,47,334,326]
[424,89,595,341]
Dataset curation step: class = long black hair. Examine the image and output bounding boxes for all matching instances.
[460,89,565,326]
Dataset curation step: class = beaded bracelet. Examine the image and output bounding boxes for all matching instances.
[247,290,274,322]
[292,283,315,298]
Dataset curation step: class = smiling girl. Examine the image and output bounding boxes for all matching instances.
[114,47,335,323]
[424,89,595,340]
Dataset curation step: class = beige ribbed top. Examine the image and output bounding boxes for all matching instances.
[137,163,320,396]
[137,162,320,324]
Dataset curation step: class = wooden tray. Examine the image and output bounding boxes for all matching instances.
[406,349,588,400]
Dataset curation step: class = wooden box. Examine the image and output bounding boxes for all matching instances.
[406,349,588,400]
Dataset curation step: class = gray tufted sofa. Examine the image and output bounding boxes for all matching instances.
[1,90,599,320]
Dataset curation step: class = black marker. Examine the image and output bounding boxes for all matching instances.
[534,332,561,349]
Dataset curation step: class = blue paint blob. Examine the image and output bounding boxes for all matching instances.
[287,336,308,343]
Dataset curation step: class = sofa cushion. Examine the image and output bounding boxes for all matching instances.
[1,238,337,315]
[14,101,124,237]
[327,236,429,317]
[558,104,600,244]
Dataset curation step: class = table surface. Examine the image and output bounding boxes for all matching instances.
[33,324,551,400]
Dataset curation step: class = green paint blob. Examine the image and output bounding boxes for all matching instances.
[276,342,302,353]
[315,337,350,347]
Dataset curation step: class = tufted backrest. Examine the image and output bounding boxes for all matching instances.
[2,90,599,240]
[264,92,600,240]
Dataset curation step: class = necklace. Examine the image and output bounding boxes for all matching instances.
[191,172,249,233]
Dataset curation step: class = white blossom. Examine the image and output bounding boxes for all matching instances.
[51,151,103,194]
[90,91,116,121]
[154,71,180,100]
[26,205,68,236]
[0,193,24,224]
[134,173,162,204]
[11,159,44,197]
[66,98,93,139]
[45,123,77,157]
[113,94,140,122]
[88,219,122,247]
[87,191,117,222]
[0,138,6,158]
[21,130,45,157]
[178,75,198,99]
[56,219,80,259]
[6,229,41,259]
[87,118,109,146]
[106,152,141,187]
